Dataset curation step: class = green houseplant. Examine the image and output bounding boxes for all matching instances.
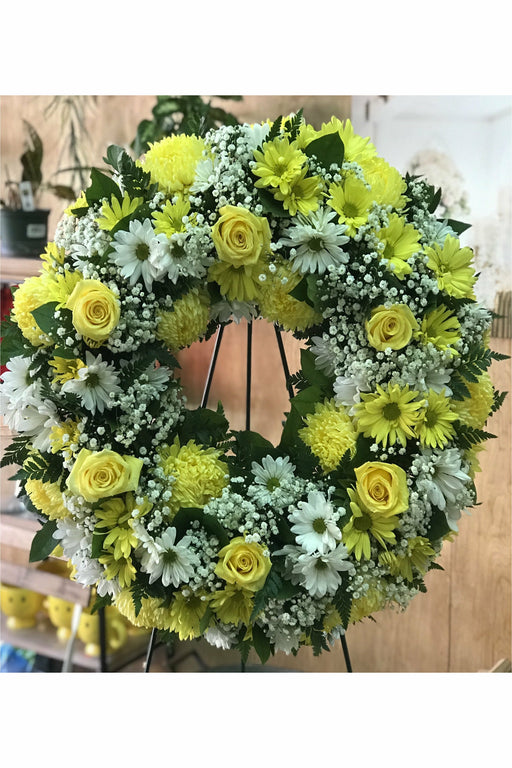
[1,118,79,258]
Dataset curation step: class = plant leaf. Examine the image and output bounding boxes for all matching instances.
[29,519,58,563]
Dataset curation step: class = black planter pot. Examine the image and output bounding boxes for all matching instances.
[0,208,50,258]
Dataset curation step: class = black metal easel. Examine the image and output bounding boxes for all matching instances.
[143,320,353,673]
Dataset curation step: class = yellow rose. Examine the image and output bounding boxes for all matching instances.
[67,448,143,503]
[214,537,271,592]
[366,304,418,351]
[66,279,120,344]
[354,461,409,517]
[211,205,271,267]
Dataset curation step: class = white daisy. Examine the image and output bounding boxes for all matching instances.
[292,543,352,598]
[190,156,218,193]
[422,448,471,511]
[109,218,170,292]
[309,336,336,377]
[141,527,199,588]
[204,625,237,650]
[249,455,297,507]
[278,207,349,274]
[403,365,453,396]
[241,121,271,152]
[53,518,90,560]
[2,398,59,452]
[289,491,342,554]
[61,351,121,414]
[0,355,41,404]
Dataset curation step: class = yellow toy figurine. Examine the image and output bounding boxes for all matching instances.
[44,594,76,642]
[77,605,127,657]
[0,583,45,630]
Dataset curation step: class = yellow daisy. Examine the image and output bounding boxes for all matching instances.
[49,356,85,384]
[258,260,322,332]
[299,398,357,473]
[166,590,209,641]
[375,213,422,279]
[317,117,377,164]
[152,197,193,237]
[379,537,435,582]
[272,168,323,217]
[415,389,458,448]
[424,235,476,299]
[96,192,143,231]
[210,584,254,626]
[98,551,137,589]
[49,419,81,455]
[327,175,374,236]
[342,488,399,560]
[252,136,307,196]
[355,382,425,448]
[361,156,408,210]
[416,304,461,355]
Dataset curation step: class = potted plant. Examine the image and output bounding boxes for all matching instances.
[1,119,77,259]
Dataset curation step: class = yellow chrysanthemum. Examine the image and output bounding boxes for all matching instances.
[40,241,66,272]
[424,235,477,299]
[452,371,494,430]
[95,497,139,560]
[327,175,374,236]
[272,168,323,217]
[142,134,205,195]
[24,477,67,520]
[11,271,83,347]
[361,156,407,210]
[252,136,307,196]
[258,260,322,332]
[355,383,425,448]
[210,583,254,626]
[416,304,461,355]
[115,590,172,630]
[156,289,210,350]
[152,197,193,237]
[379,537,435,582]
[96,192,143,231]
[415,389,458,448]
[349,579,387,623]
[49,356,85,384]
[159,437,228,512]
[64,191,88,216]
[98,551,137,589]
[166,590,209,641]
[375,213,422,279]
[342,488,399,560]
[49,419,81,455]
[299,398,357,473]
[317,117,377,164]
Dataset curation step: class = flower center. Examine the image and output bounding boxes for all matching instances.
[315,558,328,570]
[425,408,439,427]
[85,372,100,388]
[308,236,324,252]
[353,512,372,531]
[136,242,150,261]
[383,402,401,421]
[343,202,359,219]
[163,550,178,566]
[312,517,327,534]
[266,477,280,492]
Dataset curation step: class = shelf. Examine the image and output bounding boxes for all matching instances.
[1,612,152,672]
[0,256,41,283]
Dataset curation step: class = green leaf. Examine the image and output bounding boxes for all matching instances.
[455,423,497,450]
[85,166,122,205]
[289,384,323,417]
[300,348,332,391]
[1,318,33,363]
[252,624,272,664]
[332,573,353,629]
[199,606,214,634]
[30,301,60,336]
[491,388,508,414]
[250,568,284,622]
[304,131,345,170]
[256,187,288,217]
[91,529,107,559]
[426,506,452,542]
[90,593,113,614]
[179,404,229,446]
[29,519,58,563]
[230,429,275,469]
[171,507,229,548]
[443,218,471,235]
[0,436,32,468]
[267,115,283,143]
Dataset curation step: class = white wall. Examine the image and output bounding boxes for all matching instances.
[351,96,512,308]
